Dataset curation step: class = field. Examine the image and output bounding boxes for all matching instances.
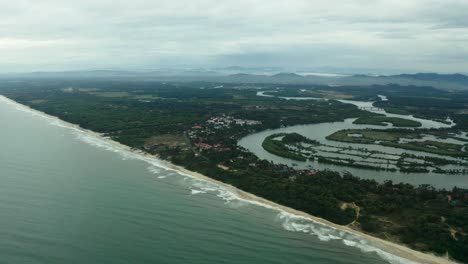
[327,129,468,158]
[353,116,422,127]
[326,129,407,143]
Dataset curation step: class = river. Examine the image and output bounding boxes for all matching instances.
[239,92,466,189]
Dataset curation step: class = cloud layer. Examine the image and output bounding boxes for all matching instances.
[1,0,467,73]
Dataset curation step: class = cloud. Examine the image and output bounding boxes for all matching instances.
[0,0,467,73]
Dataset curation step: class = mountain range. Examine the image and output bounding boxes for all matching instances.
[1,69,467,91]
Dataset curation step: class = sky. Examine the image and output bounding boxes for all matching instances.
[1,0,468,74]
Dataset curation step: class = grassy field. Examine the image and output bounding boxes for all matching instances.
[327,129,468,157]
[383,141,468,157]
[353,116,422,127]
[144,134,187,149]
[89,91,130,97]
[326,129,404,143]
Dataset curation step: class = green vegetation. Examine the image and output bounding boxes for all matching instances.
[317,157,398,172]
[262,135,307,161]
[1,79,468,263]
[265,83,468,129]
[281,132,318,144]
[327,129,468,158]
[374,95,468,129]
[177,147,468,262]
[353,116,422,127]
[383,141,467,158]
[326,129,408,143]
[261,84,455,101]
[262,133,317,161]
[1,80,372,148]
[89,91,130,97]
[261,131,464,173]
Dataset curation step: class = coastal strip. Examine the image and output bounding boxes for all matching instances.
[0,95,457,264]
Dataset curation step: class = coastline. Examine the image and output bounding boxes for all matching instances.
[0,95,457,264]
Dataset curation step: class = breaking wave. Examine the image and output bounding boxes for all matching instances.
[73,129,423,264]
[277,212,418,264]
[190,189,207,195]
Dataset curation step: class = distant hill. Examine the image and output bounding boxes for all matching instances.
[271,73,303,78]
[222,72,333,84]
[215,66,284,74]
[31,70,138,76]
[395,73,468,84]
[1,70,467,90]
[336,73,468,90]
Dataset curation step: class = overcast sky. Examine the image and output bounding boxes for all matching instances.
[1,0,468,73]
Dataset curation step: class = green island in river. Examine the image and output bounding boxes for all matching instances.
[262,133,318,161]
[352,116,422,127]
[263,130,468,174]
[1,79,468,263]
[327,129,468,158]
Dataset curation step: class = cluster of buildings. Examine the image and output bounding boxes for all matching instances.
[193,142,231,152]
[185,115,262,152]
[205,115,262,129]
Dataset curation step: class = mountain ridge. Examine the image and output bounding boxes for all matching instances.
[1,70,467,90]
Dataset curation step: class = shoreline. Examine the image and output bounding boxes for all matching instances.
[0,95,457,264]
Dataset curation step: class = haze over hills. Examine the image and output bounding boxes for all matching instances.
[2,68,468,91]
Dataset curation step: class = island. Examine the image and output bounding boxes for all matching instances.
[352,116,422,127]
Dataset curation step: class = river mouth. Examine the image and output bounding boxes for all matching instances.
[239,94,467,189]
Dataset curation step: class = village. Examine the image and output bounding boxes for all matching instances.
[183,115,319,180]
[186,115,262,151]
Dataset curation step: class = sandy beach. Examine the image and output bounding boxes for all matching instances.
[0,95,458,264]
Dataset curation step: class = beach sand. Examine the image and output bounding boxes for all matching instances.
[0,95,458,264]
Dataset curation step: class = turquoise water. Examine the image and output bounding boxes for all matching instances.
[0,97,402,264]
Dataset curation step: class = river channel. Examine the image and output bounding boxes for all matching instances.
[238,92,467,189]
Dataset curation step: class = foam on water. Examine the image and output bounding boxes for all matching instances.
[70,132,427,264]
[182,177,417,264]
[74,131,425,264]
[0,95,425,264]
[277,212,418,264]
[191,189,207,195]
[147,166,161,174]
